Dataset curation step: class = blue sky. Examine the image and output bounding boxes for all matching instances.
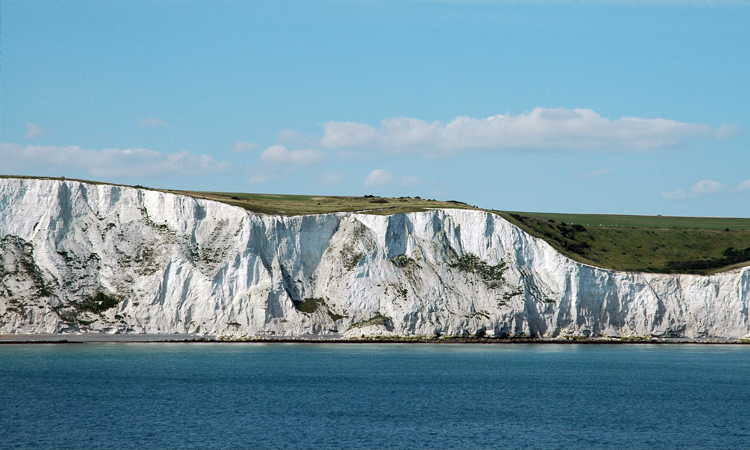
[2,0,749,216]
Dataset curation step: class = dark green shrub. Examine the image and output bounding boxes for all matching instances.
[71,292,121,315]
[293,297,324,314]
[449,254,508,289]
[348,313,392,330]
[389,254,418,268]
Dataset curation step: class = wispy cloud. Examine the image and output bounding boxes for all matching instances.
[364,169,394,187]
[24,123,45,140]
[400,175,421,186]
[363,169,421,187]
[138,117,169,128]
[232,141,260,153]
[662,179,730,200]
[321,122,380,149]
[0,143,228,178]
[319,108,737,157]
[259,145,328,166]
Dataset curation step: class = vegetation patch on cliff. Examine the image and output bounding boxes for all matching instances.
[293,297,325,314]
[389,254,420,269]
[0,235,52,318]
[69,291,121,315]
[293,297,346,322]
[348,313,393,330]
[340,245,364,271]
[449,254,509,289]
[55,291,121,325]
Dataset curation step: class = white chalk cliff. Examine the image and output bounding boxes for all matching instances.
[1,178,749,339]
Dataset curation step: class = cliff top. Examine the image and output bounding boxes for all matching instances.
[178,189,479,216]
[4,175,750,275]
[0,175,479,216]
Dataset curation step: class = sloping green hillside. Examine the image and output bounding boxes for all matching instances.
[496,212,750,275]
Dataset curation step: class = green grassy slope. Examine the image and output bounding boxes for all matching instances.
[4,176,750,275]
[504,211,750,230]
[495,212,750,275]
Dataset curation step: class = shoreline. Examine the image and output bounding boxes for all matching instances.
[2,334,749,345]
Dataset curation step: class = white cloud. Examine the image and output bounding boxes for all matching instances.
[691,179,727,195]
[737,179,750,191]
[337,149,368,162]
[400,175,421,187]
[277,129,318,148]
[319,108,738,156]
[364,169,395,187]
[0,143,228,178]
[661,179,728,200]
[320,122,380,148]
[577,168,612,179]
[232,141,259,153]
[138,117,169,128]
[258,145,328,166]
[363,169,420,187]
[661,188,690,200]
[319,171,344,186]
[24,123,45,140]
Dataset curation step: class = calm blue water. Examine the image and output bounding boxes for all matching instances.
[2,343,750,449]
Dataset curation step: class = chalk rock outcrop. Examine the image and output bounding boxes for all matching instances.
[1,178,748,339]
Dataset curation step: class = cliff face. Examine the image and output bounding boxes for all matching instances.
[1,178,748,339]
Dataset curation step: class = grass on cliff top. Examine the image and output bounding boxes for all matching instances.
[177,190,478,216]
[0,175,478,215]
[5,175,750,275]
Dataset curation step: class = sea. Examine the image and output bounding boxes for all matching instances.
[2,343,750,449]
